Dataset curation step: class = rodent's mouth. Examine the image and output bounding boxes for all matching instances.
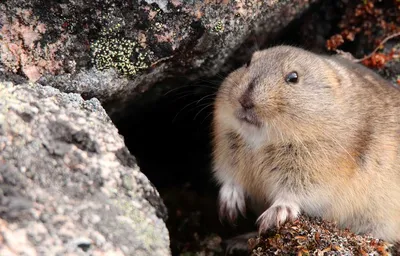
[236,110,261,127]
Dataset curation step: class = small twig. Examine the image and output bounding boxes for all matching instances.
[150,55,174,67]
[353,31,400,63]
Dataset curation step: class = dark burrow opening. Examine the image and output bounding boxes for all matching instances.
[112,1,355,255]
[115,75,261,255]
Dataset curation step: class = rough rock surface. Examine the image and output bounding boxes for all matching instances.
[0,0,317,118]
[0,80,170,256]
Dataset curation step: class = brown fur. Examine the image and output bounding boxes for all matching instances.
[212,45,400,242]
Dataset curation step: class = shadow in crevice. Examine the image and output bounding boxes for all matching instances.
[115,76,258,255]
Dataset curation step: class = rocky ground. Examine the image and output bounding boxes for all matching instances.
[0,81,169,255]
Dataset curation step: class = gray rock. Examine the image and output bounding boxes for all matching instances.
[0,0,317,118]
[0,80,170,256]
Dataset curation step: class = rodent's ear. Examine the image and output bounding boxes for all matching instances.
[251,51,263,62]
[246,51,263,67]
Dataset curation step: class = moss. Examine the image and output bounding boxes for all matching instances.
[90,23,151,76]
[213,20,224,33]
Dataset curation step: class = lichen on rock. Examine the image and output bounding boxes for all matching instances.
[0,8,66,82]
[0,0,318,117]
[0,80,170,256]
[91,23,152,76]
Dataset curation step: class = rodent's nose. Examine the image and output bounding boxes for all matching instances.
[239,95,254,110]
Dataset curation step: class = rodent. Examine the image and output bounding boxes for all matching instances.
[211,45,400,242]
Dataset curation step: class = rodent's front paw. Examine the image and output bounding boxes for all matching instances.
[218,181,246,224]
[256,203,300,233]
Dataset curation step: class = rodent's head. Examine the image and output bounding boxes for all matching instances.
[214,45,343,145]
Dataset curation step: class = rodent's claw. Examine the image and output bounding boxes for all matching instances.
[256,203,300,234]
[218,200,238,224]
[218,181,246,224]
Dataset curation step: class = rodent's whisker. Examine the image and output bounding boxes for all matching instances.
[171,92,200,101]
[166,90,216,103]
[194,78,224,87]
[163,83,218,97]
[163,84,192,96]
[194,103,214,121]
[196,94,217,104]
[171,98,215,123]
[201,111,214,124]
[172,100,201,123]
[214,73,242,88]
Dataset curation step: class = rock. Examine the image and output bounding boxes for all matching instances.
[0,0,317,118]
[0,80,170,255]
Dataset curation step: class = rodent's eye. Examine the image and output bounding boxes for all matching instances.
[285,71,298,84]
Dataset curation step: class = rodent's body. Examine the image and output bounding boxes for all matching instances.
[212,46,400,242]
